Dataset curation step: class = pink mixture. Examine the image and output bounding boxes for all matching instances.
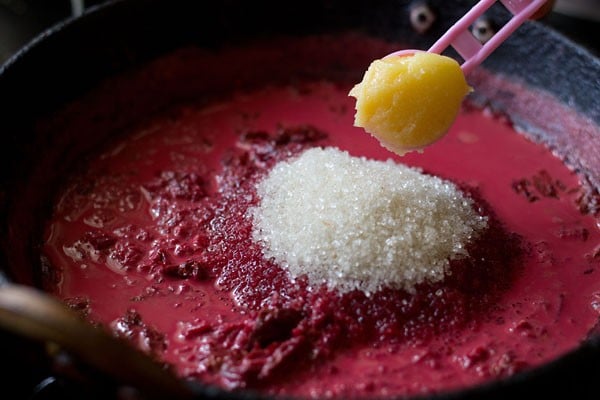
[42,83,600,398]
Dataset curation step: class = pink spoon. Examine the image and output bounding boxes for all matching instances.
[387,0,549,74]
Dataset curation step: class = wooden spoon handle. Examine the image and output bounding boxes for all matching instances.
[0,283,196,399]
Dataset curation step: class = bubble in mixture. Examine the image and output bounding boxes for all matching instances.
[250,147,488,294]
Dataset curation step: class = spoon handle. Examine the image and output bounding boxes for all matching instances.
[0,283,196,399]
[429,0,549,74]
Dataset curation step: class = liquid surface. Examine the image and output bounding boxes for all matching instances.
[43,82,600,398]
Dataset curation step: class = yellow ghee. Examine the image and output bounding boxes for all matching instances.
[349,52,471,155]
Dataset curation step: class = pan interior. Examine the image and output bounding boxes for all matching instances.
[30,31,600,399]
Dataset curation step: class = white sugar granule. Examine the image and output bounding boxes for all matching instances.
[249,147,488,294]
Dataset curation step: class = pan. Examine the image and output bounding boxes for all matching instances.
[0,0,599,399]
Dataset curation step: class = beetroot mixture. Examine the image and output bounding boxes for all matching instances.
[42,83,600,398]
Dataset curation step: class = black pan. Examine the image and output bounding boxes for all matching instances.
[0,0,599,399]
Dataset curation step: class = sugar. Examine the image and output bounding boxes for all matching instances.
[249,147,488,294]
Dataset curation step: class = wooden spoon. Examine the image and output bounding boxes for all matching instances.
[0,283,197,399]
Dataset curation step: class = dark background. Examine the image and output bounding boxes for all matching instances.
[1,0,599,65]
[0,0,600,64]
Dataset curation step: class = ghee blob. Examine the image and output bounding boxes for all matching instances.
[349,52,471,155]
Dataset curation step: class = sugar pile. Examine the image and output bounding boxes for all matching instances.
[250,147,488,294]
